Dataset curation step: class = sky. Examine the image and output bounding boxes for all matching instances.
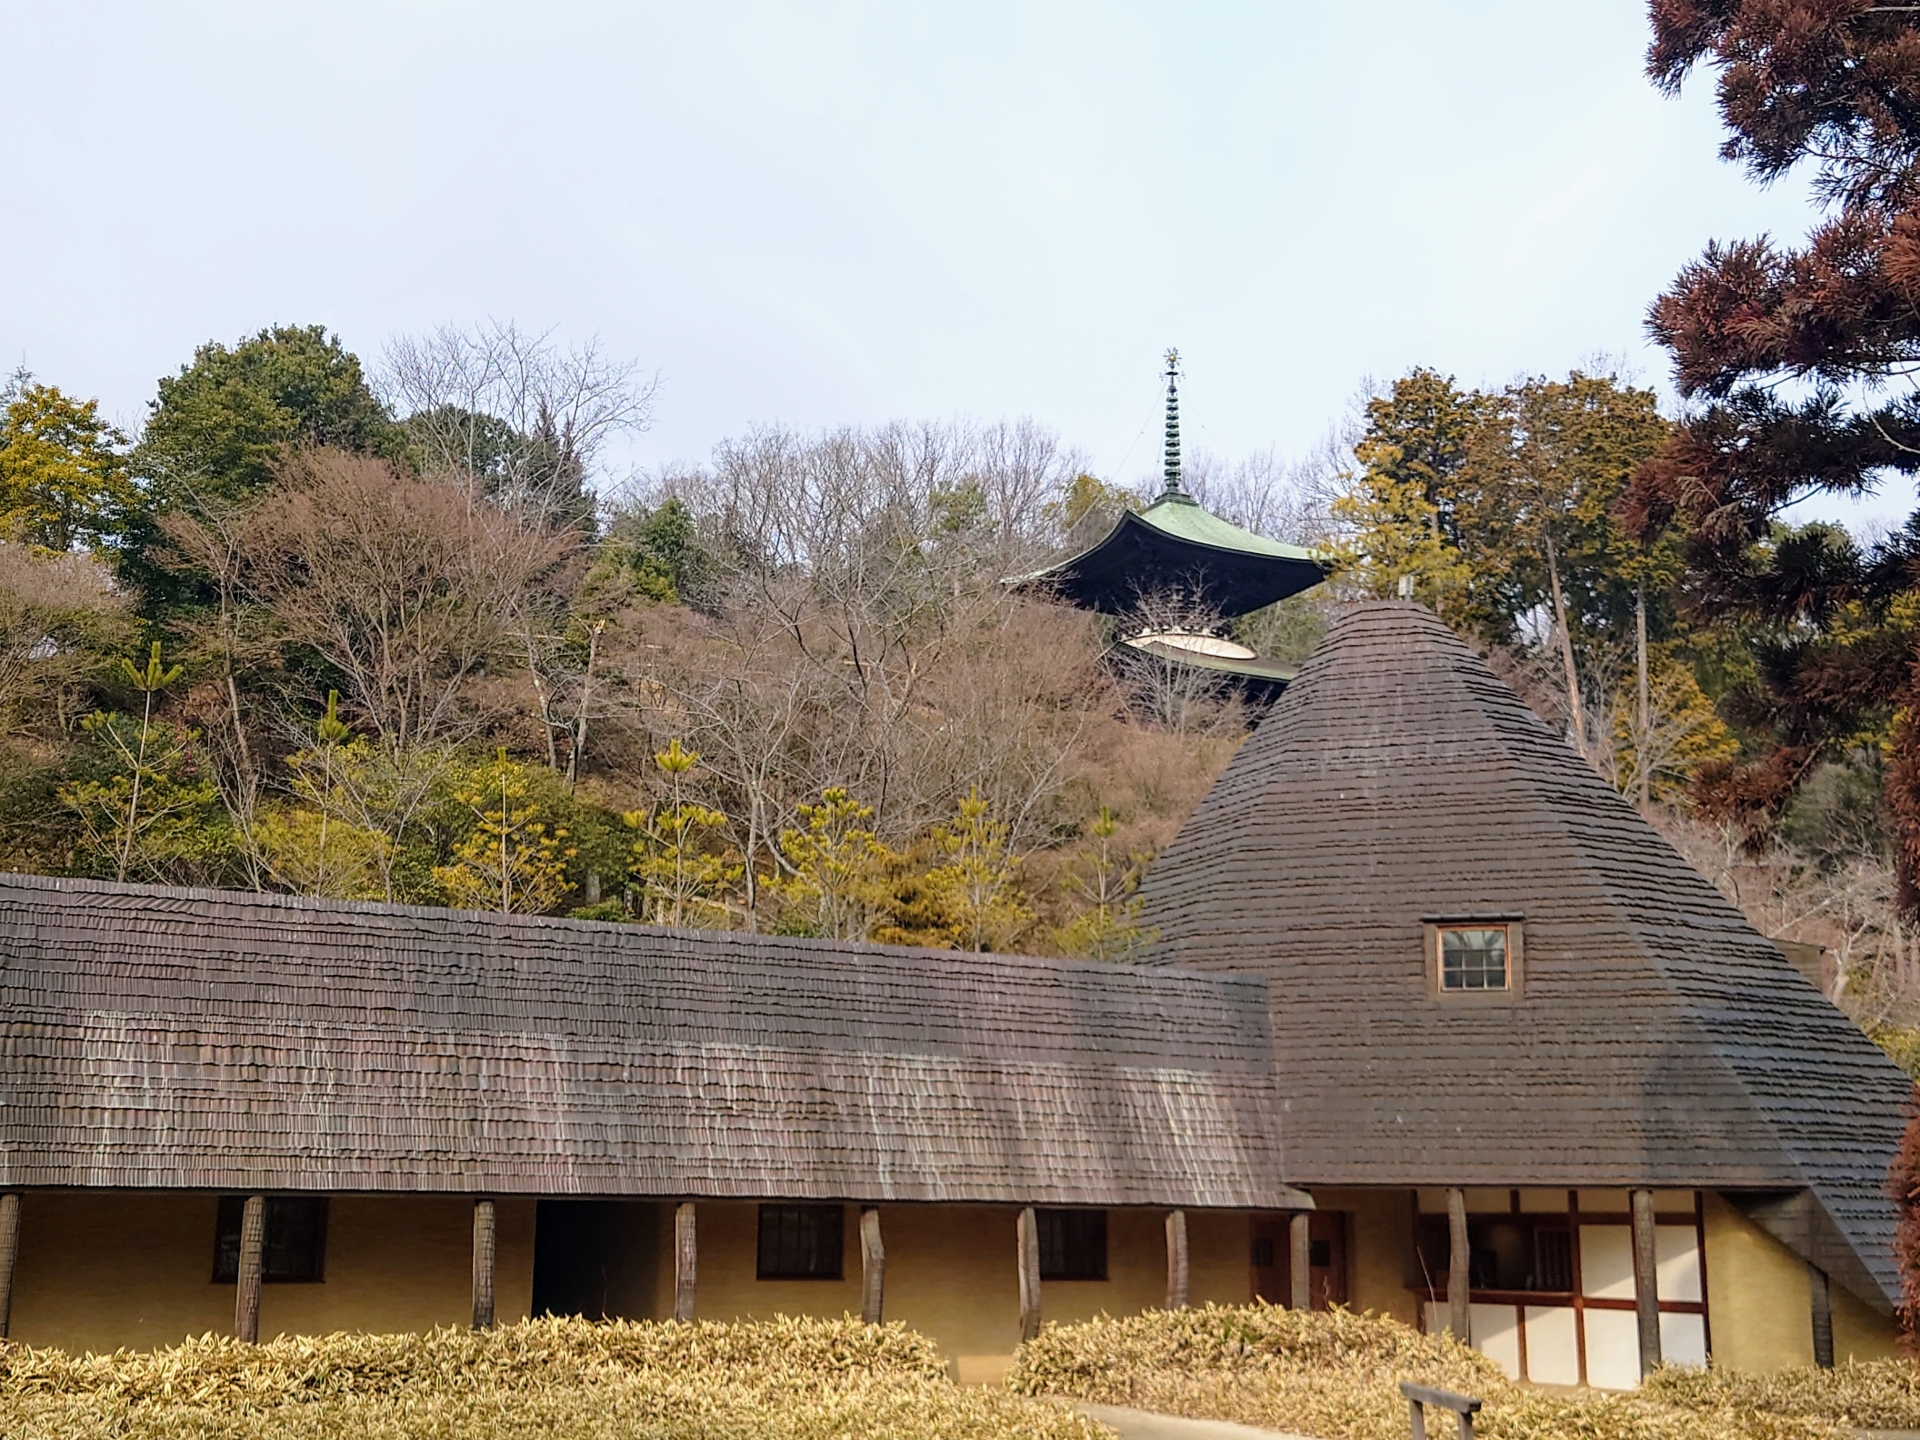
[3,2,1905,535]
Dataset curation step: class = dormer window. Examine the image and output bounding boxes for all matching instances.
[1442,926,1509,990]
[1425,919,1524,999]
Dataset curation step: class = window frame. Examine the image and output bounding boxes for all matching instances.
[211,1195,329,1284]
[1423,918,1524,1003]
[755,1203,845,1281]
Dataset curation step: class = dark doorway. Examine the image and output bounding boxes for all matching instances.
[531,1200,660,1319]
[1251,1212,1347,1309]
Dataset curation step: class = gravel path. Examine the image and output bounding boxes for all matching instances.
[1073,1402,1320,1440]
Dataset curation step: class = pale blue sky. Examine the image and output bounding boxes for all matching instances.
[3,3,1901,533]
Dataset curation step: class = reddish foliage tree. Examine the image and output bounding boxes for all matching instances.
[1630,1,1920,902]
[1890,1100,1920,1335]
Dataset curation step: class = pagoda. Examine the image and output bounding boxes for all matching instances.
[1012,351,1327,703]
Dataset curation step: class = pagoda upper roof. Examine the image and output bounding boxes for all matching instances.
[1010,489,1327,618]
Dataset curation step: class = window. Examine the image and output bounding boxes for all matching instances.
[1037,1208,1107,1281]
[1415,1214,1570,1294]
[1440,926,1508,990]
[757,1204,843,1280]
[212,1196,328,1283]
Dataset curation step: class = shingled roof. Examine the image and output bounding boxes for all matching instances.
[1138,601,1915,1313]
[0,873,1300,1210]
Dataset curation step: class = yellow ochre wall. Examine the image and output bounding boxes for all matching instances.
[652,1202,1254,1381]
[1312,1187,1421,1326]
[9,1193,535,1355]
[1702,1191,1898,1370]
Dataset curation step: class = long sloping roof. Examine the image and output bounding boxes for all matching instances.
[1138,601,1915,1311]
[1010,492,1326,618]
[0,873,1300,1209]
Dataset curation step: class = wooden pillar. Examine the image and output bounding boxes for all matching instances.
[233,1192,266,1343]
[1630,1188,1661,1375]
[0,1192,21,1338]
[1288,1210,1312,1311]
[1445,1187,1470,1341]
[1164,1209,1189,1310]
[1017,1205,1041,1342]
[859,1206,885,1324]
[673,1201,697,1322]
[471,1197,497,1330]
[1809,1262,1835,1368]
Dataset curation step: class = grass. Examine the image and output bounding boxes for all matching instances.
[1006,1303,1855,1440]
[0,1315,1110,1440]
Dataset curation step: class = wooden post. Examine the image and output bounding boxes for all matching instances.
[1446,1187,1470,1341]
[234,1192,266,1342]
[471,1197,497,1330]
[1164,1209,1189,1310]
[1017,1206,1041,1341]
[0,1192,21,1339]
[673,1201,697,1322]
[1631,1188,1661,1375]
[859,1206,885,1324]
[1809,1262,1835,1368]
[1289,1210,1312,1311]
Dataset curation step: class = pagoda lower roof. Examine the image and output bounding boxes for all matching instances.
[1010,491,1326,618]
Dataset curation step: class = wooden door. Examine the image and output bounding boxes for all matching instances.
[1251,1212,1347,1309]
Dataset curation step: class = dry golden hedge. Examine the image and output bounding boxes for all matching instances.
[1006,1303,1849,1440]
[0,1315,1107,1440]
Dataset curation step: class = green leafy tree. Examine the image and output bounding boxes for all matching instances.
[625,739,741,927]
[257,692,390,899]
[0,381,137,553]
[597,497,714,605]
[433,751,575,914]
[926,787,1032,952]
[125,324,399,599]
[1052,806,1154,961]
[774,787,895,940]
[60,642,233,883]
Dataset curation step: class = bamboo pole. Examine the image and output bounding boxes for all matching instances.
[1164,1210,1189,1310]
[0,1192,22,1338]
[234,1193,266,1342]
[1017,1207,1041,1341]
[471,1198,497,1330]
[673,1202,697,1322]
[860,1206,885,1324]
[1446,1188,1470,1341]
[1631,1189,1662,1375]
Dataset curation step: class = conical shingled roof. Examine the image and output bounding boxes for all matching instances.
[1139,600,1914,1313]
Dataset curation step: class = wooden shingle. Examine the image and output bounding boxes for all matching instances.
[1139,600,1915,1312]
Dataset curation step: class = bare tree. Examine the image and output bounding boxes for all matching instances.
[238,450,577,756]
[381,320,657,523]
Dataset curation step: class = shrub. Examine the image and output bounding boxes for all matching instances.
[1643,1359,1920,1430]
[1008,1304,1848,1440]
[0,1315,1107,1440]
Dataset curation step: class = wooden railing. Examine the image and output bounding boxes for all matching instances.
[1399,1381,1482,1440]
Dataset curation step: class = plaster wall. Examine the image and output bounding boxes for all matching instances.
[1701,1191,1898,1370]
[8,1192,535,1354]
[1312,1187,1421,1325]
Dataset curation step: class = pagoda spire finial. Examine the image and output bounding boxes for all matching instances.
[1161,348,1183,496]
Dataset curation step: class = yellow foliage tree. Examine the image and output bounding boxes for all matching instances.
[1052,806,1154,961]
[927,787,1033,952]
[774,787,895,940]
[0,379,136,553]
[625,739,741,928]
[434,752,575,914]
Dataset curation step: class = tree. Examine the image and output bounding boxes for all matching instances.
[773,787,895,940]
[381,321,655,530]
[1052,806,1154,961]
[433,751,575,913]
[926,787,1033,952]
[626,739,740,928]
[126,324,398,599]
[0,381,136,553]
[1628,2,1920,897]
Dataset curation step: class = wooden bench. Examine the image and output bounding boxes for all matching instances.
[1399,1381,1482,1440]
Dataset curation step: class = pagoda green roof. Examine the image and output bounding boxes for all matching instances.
[1009,489,1327,619]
